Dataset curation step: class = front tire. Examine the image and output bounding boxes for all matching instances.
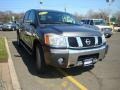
[35,45,45,73]
[105,34,111,38]
[105,33,112,38]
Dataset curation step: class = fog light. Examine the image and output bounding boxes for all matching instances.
[58,58,64,65]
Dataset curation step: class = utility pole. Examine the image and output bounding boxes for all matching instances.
[64,4,67,12]
[106,0,115,23]
[64,7,67,12]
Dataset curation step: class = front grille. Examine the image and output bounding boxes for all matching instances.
[81,37,95,47]
[68,37,78,47]
[98,37,102,45]
[68,36,102,48]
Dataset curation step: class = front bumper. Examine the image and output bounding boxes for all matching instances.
[44,44,109,68]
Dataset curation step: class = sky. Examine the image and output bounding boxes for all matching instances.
[0,0,120,14]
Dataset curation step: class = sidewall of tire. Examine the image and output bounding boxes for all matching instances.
[35,44,45,73]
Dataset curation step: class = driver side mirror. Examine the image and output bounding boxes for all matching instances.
[25,20,36,28]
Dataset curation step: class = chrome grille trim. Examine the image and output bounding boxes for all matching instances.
[65,37,69,48]
[67,36,103,48]
[76,37,83,47]
[95,36,98,45]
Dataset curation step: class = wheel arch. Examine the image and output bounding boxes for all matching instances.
[32,39,45,62]
[33,39,42,51]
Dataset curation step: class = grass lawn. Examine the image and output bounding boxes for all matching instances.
[0,37,8,62]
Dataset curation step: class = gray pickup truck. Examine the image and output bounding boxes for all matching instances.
[17,9,109,73]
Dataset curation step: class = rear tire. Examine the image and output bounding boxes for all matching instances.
[35,44,45,73]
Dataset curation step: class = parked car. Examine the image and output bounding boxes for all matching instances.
[80,19,113,38]
[2,22,18,31]
[0,22,3,31]
[113,23,120,32]
[16,22,21,30]
[17,9,109,73]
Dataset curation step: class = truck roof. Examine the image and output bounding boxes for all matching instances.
[28,9,71,15]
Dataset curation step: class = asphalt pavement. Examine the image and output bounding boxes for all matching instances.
[0,31,120,90]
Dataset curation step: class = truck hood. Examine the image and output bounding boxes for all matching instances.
[38,24,102,37]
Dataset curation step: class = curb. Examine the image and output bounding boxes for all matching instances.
[4,37,21,90]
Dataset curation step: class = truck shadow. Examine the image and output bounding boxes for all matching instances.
[12,41,94,79]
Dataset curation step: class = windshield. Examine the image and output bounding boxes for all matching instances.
[94,19,106,25]
[38,11,79,24]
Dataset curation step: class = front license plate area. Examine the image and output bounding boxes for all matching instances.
[83,58,93,66]
[78,54,99,67]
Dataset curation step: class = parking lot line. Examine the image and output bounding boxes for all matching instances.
[57,68,88,90]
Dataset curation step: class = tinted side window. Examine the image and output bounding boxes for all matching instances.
[29,11,38,26]
[84,20,88,24]
[28,11,35,22]
[86,20,90,24]
[83,20,86,24]
[90,20,94,25]
[81,20,85,24]
[24,11,30,22]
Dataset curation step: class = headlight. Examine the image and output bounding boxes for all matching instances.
[44,33,67,47]
[102,34,106,43]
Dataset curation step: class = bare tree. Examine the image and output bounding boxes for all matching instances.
[113,11,120,24]
[0,11,24,23]
[74,12,85,20]
[85,9,109,21]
